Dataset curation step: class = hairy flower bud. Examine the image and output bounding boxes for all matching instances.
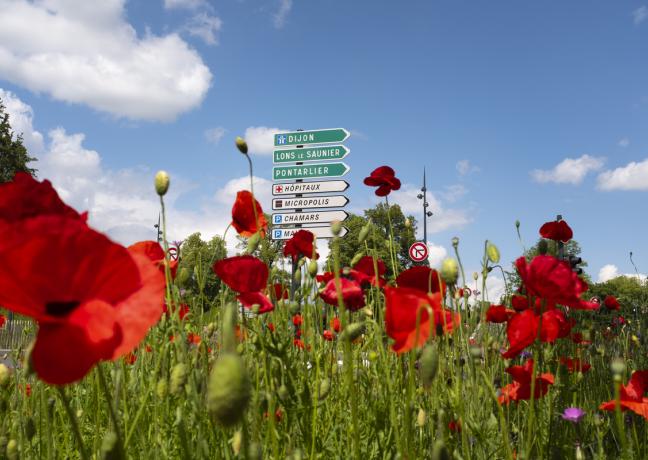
[341,322,365,342]
[451,237,459,248]
[331,220,342,236]
[222,303,238,353]
[207,354,251,427]
[308,260,318,278]
[358,224,370,244]
[170,363,188,395]
[100,431,119,460]
[420,344,439,388]
[246,232,261,254]
[154,170,170,196]
[6,439,17,460]
[318,378,331,400]
[417,408,427,427]
[431,440,450,460]
[156,378,168,399]
[486,241,500,264]
[0,364,10,387]
[235,136,248,154]
[538,239,549,255]
[440,258,459,284]
[350,252,364,267]
[611,358,626,377]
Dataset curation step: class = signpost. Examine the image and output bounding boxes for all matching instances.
[409,242,429,263]
[272,195,349,211]
[273,162,350,181]
[273,145,350,164]
[274,128,350,147]
[272,180,349,196]
[272,210,348,226]
[272,226,349,240]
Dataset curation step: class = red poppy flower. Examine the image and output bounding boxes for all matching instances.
[163,302,190,320]
[273,283,289,300]
[363,166,401,197]
[145,345,153,353]
[292,314,303,327]
[323,330,335,341]
[330,317,341,333]
[559,357,591,373]
[570,332,592,345]
[600,370,648,419]
[515,255,597,310]
[502,309,570,358]
[316,271,334,284]
[485,305,516,323]
[320,278,365,311]
[385,286,460,353]
[448,420,462,433]
[231,190,267,238]
[213,256,273,313]
[352,256,387,287]
[498,359,554,404]
[539,220,573,243]
[396,266,445,294]
[0,315,5,328]
[128,240,178,279]
[283,230,318,261]
[25,383,32,397]
[0,173,85,223]
[124,352,137,365]
[187,332,201,345]
[604,295,620,311]
[511,295,529,311]
[0,218,165,385]
[293,338,305,349]
[294,328,302,338]
[267,322,275,333]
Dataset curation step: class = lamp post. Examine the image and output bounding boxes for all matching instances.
[416,167,433,246]
[154,213,161,243]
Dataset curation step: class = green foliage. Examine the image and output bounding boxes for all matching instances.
[0,98,37,183]
[236,213,283,268]
[177,232,227,307]
[588,275,648,318]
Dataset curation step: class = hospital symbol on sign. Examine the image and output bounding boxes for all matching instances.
[275,185,283,193]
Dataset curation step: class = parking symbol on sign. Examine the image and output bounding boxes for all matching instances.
[274,230,282,239]
[274,215,282,224]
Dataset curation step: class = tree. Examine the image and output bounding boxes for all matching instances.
[236,213,284,268]
[177,233,227,308]
[0,97,37,183]
[587,276,648,315]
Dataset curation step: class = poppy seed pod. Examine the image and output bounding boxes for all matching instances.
[486,241,500,264]
[440,258,459,284]
[170,363,188,395]
[207,353,251,427]
[420,344,439,388]
[235,136,248,154]
[154,170,170,196]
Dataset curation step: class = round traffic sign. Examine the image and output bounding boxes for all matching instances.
[408,242,428,262]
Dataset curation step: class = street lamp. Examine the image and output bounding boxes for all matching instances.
[416,168,433,246]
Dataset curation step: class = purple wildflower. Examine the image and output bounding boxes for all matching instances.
[561,407,585,423]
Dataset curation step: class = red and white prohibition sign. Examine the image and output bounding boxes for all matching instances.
[408,241,428,262]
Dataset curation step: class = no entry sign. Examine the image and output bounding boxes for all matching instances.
[409,242,428,262]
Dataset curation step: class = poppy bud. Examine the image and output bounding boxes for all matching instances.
[368,351,379,361]
[277,384,290,402]
[6,439,17,460]
[222,303,238,353]
[318,378,331,400]
[417,408,426,427]
[611,358,626,377]
[25,417,36,441]
[431,440,450,460]
[538,239,549,255]
[235,136,248,154]
[170,363,188,395]
[156,378,168,399]
[100,431,119,460]
[405,218,412,228]
[0,364,10,387]
[451,237,459,248]
[358,224,370,244]
[362,307,373,318]
[246,232,262,254]
[472,271,479,281]
[207,353,251,427]
[575,445,585,460]
[486,241,500,264]
[154,170,170,196]
[331,220,342,236]
[289,302,300,315]
[293,269,301,283]
[440,258,459,284]
[341,322,365,342]
[350,252,364,267]
[420,344,439,388]
[515,219,520,229]
[308,260,318,277]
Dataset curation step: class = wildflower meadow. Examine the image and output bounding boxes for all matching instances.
[0,135,647,460]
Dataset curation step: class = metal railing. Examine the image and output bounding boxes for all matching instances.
[0,318,34,352]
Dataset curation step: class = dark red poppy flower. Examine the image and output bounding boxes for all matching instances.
[498,359,554,404]
[124,352,137,365]
[128,240,178,279]
[353,256,387,287]
[448,420,462,433]
[24,383,32,397]
[267,322,275,333]
[600,370,648,419]
[316,271,335,284]
[163,302,190,320]
[331,317,341,333]
[0,172,85,223]
[294,328,302,338]
[516,255,597,310]
[0,217,165,385]
[293,338,305,349]
[604,295,620,311]
[320,278,365,311]
[385,287,460,353]
[323,330,335,341]
[396,266,445,294]
[559,357,591,373]
[292,314,303,327]
[502,309,569,358]
[363,166,401,197]
[273,283,289,300]
[231,190,267,238]
[539,220,573,243]
[0,314,5,328]
[511,295,529,311]
[213,255,273,314]
[187,332,201,345]
[145,345,153,353]
[570,332,592,345]
[485,305,516,323]
[283,230,318,261]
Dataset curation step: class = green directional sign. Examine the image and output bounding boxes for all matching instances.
[273,162,350,181]
[274,128,350,147]
[273,145,350,164]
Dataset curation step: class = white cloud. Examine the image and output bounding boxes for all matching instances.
[274,0,293,29]
[214,175,273,212]
[164,0,206,9]
[598,264,647,283]
[0,0,212,121]
[244,126,288,155]
[427,242,447,267]
[597,158,648,191]
[205,126,226,144]
[456,160,479,176]
[531,154,605,185]
[441,184,467,202]
[634,6,648,25]
[0,89,45,154]
[184,12,222,46]
[618,137,630,148]
[388,184,472,235]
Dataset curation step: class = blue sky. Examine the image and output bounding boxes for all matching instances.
[1,0,648,296]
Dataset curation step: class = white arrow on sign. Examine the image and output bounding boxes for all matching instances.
[409,242,429,262]
[272,180,349,196]
[272,210,348,226]
[272,195,349,211]
[271,226,349,240]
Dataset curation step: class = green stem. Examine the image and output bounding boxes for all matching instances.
[97,365,126,458]
[56,387,89,460]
